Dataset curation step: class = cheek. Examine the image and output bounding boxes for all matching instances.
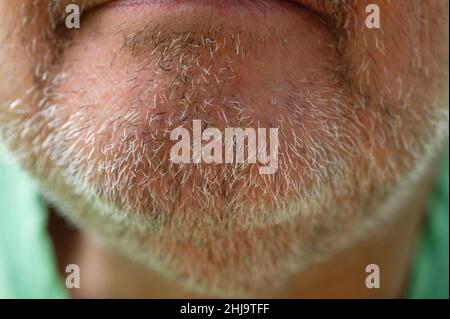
[328,0,449,177]
[342,1,448,125]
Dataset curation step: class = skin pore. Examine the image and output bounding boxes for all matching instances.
[0,0,448,297]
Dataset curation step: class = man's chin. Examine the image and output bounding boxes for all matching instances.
[33,113,447,297]
[35,162,385,296]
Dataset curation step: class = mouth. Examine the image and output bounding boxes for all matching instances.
[89,0,316,6]
[72,0,327,17]
[105,0,311,10]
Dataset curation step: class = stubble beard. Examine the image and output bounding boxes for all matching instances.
[0,0,448,296]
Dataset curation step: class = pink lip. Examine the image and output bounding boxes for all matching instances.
[105,0,304,11]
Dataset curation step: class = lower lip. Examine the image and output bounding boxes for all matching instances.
[107,0,294,12]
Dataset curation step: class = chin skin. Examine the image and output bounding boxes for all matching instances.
[0,0,448,296]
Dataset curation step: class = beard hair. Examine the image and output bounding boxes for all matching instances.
[0,0,448,295]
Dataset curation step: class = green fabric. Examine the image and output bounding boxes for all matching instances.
[0,144,68,298]
[0,142,448,298]
[407,150,449,298]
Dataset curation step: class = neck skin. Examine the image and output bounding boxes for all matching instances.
[48,161,439,298]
